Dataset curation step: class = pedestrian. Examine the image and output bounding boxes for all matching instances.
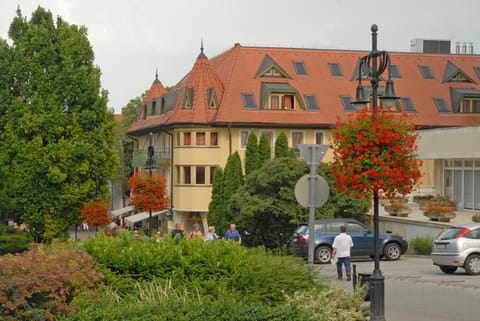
[171,223,185,239]
[332,225,354,281]
[205,226,218,241]
[224,223,241,242]
[108,220,118,236]
[189,223,203,239]
[156,231,162,242]
[82,220,89,232]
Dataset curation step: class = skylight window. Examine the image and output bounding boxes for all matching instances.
[419,65,434,79]
[293,61,307,75]
[400,97,416,113]
[434,97,450,112]
[328,62,343,77]
[241,93,256,109]
[340,96,355,112]
[304,95,319,110]
[390,64,401,78]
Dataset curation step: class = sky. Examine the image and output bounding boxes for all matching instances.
[1,0,479,114]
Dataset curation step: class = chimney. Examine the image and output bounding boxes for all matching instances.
[462,42,467,54]
[469,42,474,55]
[455,42,460,54]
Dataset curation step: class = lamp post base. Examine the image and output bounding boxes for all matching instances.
[369,269,386,321]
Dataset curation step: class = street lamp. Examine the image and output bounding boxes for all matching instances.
[145,132,156,237]
[352,24,399,321]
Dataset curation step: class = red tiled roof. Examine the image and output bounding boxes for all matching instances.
[128,44,480,135]
[144,79,166,103]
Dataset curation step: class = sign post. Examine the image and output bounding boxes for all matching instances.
[295,144,329,267]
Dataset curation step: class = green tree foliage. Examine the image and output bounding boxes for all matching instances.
[257,133,271,167]
[207,167,224,232]
[244,130,259,175]
[316,163,371,223]
[230,157,309,249]
[216,152,243,235]
[274,131,294,158]
[0,7,117,242]
[230,159,370,249]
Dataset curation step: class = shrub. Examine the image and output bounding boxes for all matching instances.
[0,232,32,254]
[67,232,367,320]
[0,241,105,320]
[409,236,433,255]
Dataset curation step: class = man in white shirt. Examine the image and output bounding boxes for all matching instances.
[332,225,354,280]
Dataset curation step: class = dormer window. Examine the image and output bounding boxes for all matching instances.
[183,88,194,108]
[256,55,291,78]
[443,61,476,84]
[207,88,218,109]
[450,88,480,113]
[151,101,156,115]
[260,83,304,110]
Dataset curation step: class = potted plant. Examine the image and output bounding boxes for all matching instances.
[384,200,411,217]
[472,213,480,223]
[413,194,434,210]
[423,196,456,222]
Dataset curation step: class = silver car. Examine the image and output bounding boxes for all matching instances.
[431,223,480,275]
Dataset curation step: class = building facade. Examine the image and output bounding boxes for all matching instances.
[127,43,480,234]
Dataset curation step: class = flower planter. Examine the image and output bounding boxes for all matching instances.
[424,211,456,222]
[472,214,480,223]
[384,206,411,217]
[418,199,433,211]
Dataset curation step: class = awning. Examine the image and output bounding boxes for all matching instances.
[111,205,135,218]
[124,209,168,226]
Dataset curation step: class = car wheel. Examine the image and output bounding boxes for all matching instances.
[464,254,480,275]
[439,265,457,274]
[314,245,332,264]
[383,243,401,261]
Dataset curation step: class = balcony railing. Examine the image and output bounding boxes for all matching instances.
[132,148,171,168]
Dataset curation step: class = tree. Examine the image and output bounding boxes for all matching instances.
[274,131,294,158]
[230,157,308,249]
[330,108,422,199]
[244,130,259,176]
[207,167,224,233]
[257,133,271,167]
[0,7,117,242]
[212,152,244,235]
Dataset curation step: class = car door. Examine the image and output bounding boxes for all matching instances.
[347,222,374,256]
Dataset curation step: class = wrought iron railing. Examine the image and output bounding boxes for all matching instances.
[132,148,171,168]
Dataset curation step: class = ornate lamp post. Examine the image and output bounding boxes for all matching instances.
[145,133,156,237]
[352,24,399,321]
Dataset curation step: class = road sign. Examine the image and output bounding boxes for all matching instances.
[294,174,330,208]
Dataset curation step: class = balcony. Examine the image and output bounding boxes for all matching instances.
[132,148,171,168]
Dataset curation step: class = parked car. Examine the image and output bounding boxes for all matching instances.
[288,218,408,264]
[431,223,480,275]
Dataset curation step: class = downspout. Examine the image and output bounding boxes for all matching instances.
[127,135,139,173]
[227,123,232,155]
[165,131,174,217]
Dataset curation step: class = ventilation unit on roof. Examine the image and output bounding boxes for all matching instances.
[410,39,451,54]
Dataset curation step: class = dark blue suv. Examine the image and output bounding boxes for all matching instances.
[289,218,408,264]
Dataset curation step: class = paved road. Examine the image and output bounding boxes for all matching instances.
[316,256,480,321]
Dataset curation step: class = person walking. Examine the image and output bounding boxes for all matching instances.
[332,225,354,281]
[224,223,241,242]
[189,223,203,239]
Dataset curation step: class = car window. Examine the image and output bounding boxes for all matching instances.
[464,228,480,239]
[295,225,308,235]
[326,222,344,233]
[314,223,325,232]
[347,222,368,234]
[437,227,465,240]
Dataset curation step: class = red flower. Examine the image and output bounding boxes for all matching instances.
[128,173,170,212]
[330,107,422,199]
[82,199,111,227]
